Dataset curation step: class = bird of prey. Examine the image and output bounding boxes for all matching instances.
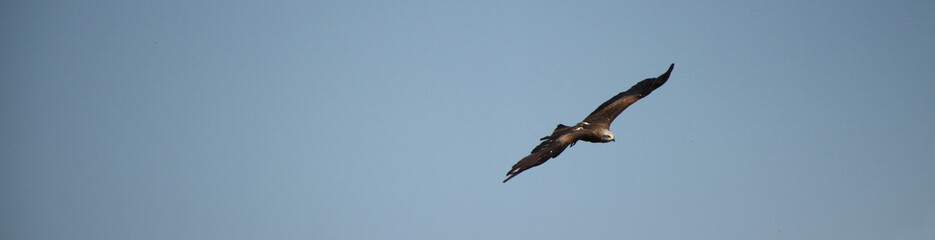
[503,64,674,183]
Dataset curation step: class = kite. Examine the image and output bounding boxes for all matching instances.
[504,64,674,183]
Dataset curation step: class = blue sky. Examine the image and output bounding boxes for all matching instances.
[2,0,934,239]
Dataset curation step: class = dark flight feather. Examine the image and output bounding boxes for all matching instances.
[503,64,673,183]
[583,63,673,127]
[504,132,580,183]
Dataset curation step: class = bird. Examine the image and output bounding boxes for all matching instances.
[503,64,674,183]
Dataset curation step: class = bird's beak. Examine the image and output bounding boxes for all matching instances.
[611,139,615,142]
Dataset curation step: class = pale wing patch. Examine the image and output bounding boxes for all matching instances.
[604,95,641,114]
[557,134,577,145]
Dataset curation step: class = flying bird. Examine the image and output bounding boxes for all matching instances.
[503,64,674,183]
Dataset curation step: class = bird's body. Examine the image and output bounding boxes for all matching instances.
[503,64,674,183]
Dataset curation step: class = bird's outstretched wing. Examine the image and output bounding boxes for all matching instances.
[503,129,582,183]
[503,64,674,183]
[583,64,673,128]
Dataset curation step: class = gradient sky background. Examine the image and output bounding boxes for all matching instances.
[3,1,935,239]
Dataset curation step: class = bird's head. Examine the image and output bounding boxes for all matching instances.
[599,129,615,142]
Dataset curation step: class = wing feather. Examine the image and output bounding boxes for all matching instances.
[583,64,673,127]
[504,133,580,183]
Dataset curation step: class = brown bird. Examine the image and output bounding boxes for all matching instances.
[504,64,674,183]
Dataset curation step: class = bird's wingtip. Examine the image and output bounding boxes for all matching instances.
[503,169,520,183]
[654,63,674,81]
[503,169,514,183]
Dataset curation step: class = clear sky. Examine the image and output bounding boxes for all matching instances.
[2,0,934,239]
